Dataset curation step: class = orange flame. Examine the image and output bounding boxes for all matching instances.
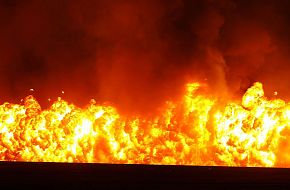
[0,82,289,167]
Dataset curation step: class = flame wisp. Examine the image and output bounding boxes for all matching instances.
[1,82,290,167]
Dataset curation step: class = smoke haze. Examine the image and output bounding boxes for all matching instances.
[0,0,290,113]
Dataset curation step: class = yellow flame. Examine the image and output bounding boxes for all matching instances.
[0,82,290,167]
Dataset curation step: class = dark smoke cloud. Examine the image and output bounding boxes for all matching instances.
[0,0,290,113]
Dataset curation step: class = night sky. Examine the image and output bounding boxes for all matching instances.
[1,0,290,114]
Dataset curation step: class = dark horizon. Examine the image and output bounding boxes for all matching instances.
[0,161,289,189]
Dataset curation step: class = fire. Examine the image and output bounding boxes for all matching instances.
[0,81,290,167]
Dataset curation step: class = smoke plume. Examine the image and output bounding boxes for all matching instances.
[0,0,290,113]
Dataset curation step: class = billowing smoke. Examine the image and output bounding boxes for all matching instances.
[0,0,290,114]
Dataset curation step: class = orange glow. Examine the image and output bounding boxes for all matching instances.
[0,82,290,167]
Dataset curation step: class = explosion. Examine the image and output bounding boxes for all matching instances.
[0,81,289,167]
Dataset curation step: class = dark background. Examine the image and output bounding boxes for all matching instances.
[1,0,290,114]
[1,162,290,189]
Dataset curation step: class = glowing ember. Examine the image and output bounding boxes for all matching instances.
[0,82,289,167]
